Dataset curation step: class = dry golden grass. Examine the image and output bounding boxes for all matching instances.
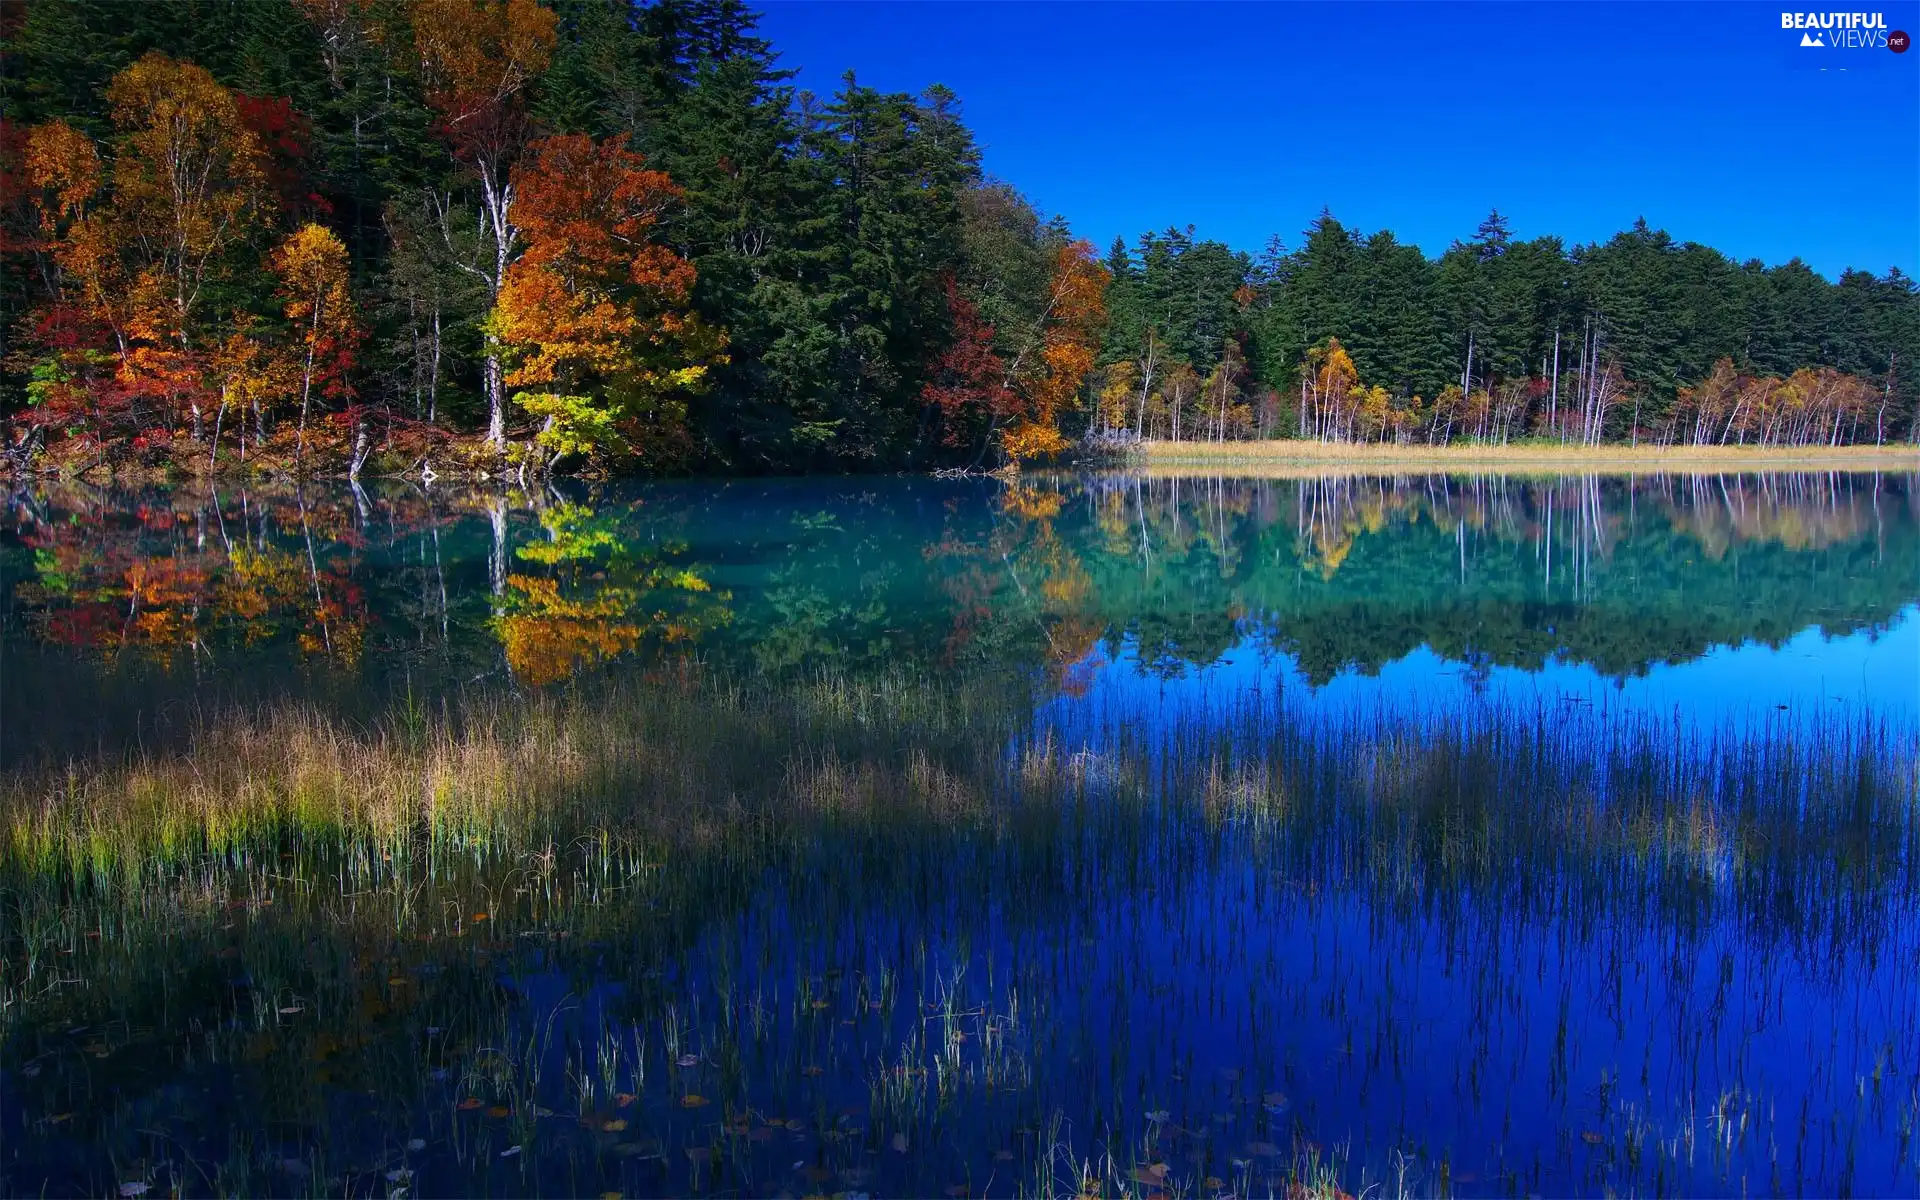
[1130,439,1920,477]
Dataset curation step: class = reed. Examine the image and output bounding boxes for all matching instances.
[2,662,1915,1197]
[1128,437,1920,476]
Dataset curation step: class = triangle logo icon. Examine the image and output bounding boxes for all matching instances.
[1800,31,1824,46]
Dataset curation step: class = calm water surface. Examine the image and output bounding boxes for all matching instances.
[3,470,1917,1197]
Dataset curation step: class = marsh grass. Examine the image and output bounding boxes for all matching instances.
[1129,438,1920,475]
[2,661,1916,1196]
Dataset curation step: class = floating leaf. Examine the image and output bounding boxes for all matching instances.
[614,1092,635,1107]
[680,1094,709,1108]
[486,1106,511,1119]
[406,1139,426,1152]
[1145,1110,1170,1124]
[890,1132,909,1153]
[457,1098,483,1111]
[472,913,489,922]
[1580,1130,1604,1145]
[499,1145,521,1158]
[602,1119,628,1132]
[118,1185,149,1198]
[677,1054,701,1068]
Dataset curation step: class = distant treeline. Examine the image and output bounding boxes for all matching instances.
[2,0,1914,478]
[1100,215,1917,449]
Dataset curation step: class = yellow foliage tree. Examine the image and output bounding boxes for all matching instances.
[270,223,360,468]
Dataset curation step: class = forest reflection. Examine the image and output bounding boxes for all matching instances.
[4,469,1913,744]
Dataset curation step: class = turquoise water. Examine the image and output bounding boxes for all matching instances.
[6,471,1916,733]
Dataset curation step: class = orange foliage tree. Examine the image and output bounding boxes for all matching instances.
[1007,240,1108,459]
[488,134,722,468]
[23,55,271,445]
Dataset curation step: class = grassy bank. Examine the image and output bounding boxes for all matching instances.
[1129,438,1920,475]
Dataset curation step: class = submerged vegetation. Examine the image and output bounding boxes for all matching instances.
[3,659,1916,1196]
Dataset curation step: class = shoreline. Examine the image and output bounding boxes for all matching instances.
[1127,439,1920,476]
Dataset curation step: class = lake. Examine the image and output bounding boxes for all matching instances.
[3,469,1917,1198]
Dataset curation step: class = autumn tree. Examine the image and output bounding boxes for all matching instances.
[489,134,722,468]
[921,275,1017,453]
[923,240,1108,462]
[414,0,558,448]
[270,222,359,468]
[1006,240,1108,459]
[1300,338,1359,441]
[106,55,271,436]
[22,57,271,443]
[1095,360,1138,434]
[19,119,120,446]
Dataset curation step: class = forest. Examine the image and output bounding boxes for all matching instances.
[3,0,1916,478]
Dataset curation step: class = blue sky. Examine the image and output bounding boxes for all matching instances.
[755,2,1920,279]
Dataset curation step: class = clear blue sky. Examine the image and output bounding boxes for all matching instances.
[755,2,1920,279]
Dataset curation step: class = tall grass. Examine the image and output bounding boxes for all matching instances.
[1129,438,1920,475]
[2,662,1915,1196]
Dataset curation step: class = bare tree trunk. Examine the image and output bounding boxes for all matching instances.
[349,418,371,483]
[428,305,442,426]
[295,288,322,471]
[1877,353,1893,445]
[480,163,514,449]
[209,397,228,472]
[296,338,317,471]
[1549,329,1560,440]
